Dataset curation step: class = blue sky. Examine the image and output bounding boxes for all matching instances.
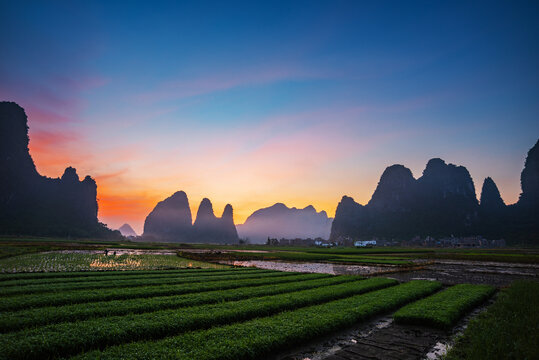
[1,0,538,232]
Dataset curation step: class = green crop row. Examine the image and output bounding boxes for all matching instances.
[393,284,496,329]
[0,277,397,360]
[0,274,353,333]
[0,269,276,296]
[0,267,233,282]
[71,280,442,360]
[446,281,539,360]
[0,268,261,287]
[0,271,310,312]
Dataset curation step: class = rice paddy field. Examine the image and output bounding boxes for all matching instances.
[0,266,443,360]
[0,241,537,359]
[0,252,226,273]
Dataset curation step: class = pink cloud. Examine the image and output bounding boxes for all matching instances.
[136,65,326,103]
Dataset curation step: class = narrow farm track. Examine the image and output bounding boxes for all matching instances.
[0,278,398,360]
[0,271,306,311]
[0,273,339,332]
[69,280,441,360]
[0,269,278,296]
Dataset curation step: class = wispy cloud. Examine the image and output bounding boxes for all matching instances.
[135,64,326,103]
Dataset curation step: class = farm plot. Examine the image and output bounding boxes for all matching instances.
[393,283,496,329]
[446,281,539,360]
[0,252,227,273]
[0,267,444,360]
[0,270,309,311]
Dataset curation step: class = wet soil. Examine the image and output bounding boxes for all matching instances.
[385,260,538,287]
[276,296,496,360]
[223,260,405,276]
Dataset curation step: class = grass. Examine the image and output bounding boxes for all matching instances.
[0,252,227,273]
[0,274,347,333]
[445,281,539,360]
[0,271,317,312]
[0,277,397,360]
[71,280,442,360]
[393,284,496,329]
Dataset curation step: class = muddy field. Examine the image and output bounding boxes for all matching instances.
[385,259,538,287]
[274,294,496,360]
[225,258,538,287]
[230,257,538,359]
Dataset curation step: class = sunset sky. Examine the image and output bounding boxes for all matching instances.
[1,1,538,234]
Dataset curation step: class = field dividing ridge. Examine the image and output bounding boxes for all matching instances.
[0,274,347,332]
[71,280,442,360]
[0,277,397,360]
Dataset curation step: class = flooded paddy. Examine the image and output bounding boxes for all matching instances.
[227,258,539,287]
[385,259,539,287]
[226,260,403,276]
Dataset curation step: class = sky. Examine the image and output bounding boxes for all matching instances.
[1,1,538,234]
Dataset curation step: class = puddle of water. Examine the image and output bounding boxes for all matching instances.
[227,260,398,276]
[425,342,449,359]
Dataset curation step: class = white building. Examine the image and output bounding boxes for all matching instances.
[354,240,377,247]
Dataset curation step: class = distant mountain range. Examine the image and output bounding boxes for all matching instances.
[142,191,238,244]
[1,101,536,244]
[0,102,119,238]
[237,203,333,243]
[331,139,539,244]
[118,224,137,237]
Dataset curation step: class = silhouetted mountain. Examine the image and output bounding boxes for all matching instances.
[331,158,479,240]
[118,223,137,237]
[480,177,505,211]
[518,139,539,208]
[237,203,333,243]
[143,191,193,242]
[192,198,238,243]
[143,192,238,243]
[221,204,239,242]
[330,196,366,242]
[415,158,478,236]
[331,141,539,244]
[478,177,507,239]
[368,165,416,211]
[507,139,539,243]
[0,101,119,238]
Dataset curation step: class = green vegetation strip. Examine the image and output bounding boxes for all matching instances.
[446,281,539,360]
[0,278,397,360]
[0,271,310,312]
[72,280,441,360]
[0,269,276,296]
[0,268,235,282]
[393,284,496,329]
[0,268,261,287]
[0,274,353,333]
